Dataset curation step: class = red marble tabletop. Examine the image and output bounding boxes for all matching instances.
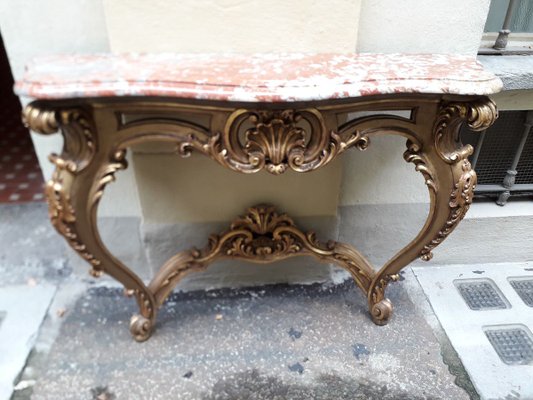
[15,53,502,102]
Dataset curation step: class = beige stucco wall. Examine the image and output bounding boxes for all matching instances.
[135,155,342,223]
[357,0,491,55]
[103,0,362,53]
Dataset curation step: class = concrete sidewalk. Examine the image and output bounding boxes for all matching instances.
[7,276,475,400]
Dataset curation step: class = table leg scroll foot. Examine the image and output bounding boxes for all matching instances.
[367,273,398,325]
[129,286,157,341]
[370,298,393,325]
[130,314,154,342]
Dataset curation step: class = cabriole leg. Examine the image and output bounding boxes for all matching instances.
[24,104,157,342]
[366,98,498,324]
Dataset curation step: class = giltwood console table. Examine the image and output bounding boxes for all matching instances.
[16,53,502,341]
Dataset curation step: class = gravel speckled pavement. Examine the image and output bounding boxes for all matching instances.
[18,280,473,400]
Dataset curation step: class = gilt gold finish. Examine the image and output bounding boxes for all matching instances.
[23,94,498,341]
[179,108,369,174]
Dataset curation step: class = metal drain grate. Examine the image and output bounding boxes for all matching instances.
[454,279,510,310]
[509,278,533,307]
[484,325,533,365]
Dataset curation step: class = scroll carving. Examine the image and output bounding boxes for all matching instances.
[44,149,127,277]
[22,104,58,134]
[23,103,102,276]
[25,103,124,276]
[45,167,103,275]
[23,104,96,173]
[129,289,156,342]
[152,205,375,302]
[179,109,369,175]
[55,109,96,172]
[369,274,399,325]
[419,159,477,261]
[434,99,498,163]
[403,139,437,192]
[417,99,495,261]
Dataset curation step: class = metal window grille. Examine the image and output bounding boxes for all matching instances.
[460,110,533,205]
[479,0,533,54]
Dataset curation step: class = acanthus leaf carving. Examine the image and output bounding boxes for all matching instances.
[178,109,369,175]
[434,99,498,164]
[22,104,58,134]
[403,139,437,192]
[153,205,375,302]
[419,159,477,261]
[45,165,103,275]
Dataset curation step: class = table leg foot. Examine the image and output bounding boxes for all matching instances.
[367,273,398,325]
[370,298,393,325]
[130,314,154,342]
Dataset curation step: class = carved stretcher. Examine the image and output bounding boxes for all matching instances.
[16,53,502,341]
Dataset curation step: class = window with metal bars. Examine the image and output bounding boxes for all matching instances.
[461,110,533,205]
[479,0,533,54]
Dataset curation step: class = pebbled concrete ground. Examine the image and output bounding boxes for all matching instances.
[0,203,72,287]
[19,279,472,400]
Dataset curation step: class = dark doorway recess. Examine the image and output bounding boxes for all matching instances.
[0,32,45,203]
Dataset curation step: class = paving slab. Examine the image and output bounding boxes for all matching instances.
[25,276,471,400]
[0,203,70,287]
[0,284,56,400]
[414,262,533,400]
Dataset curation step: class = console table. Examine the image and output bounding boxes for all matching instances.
[16,53,502,341]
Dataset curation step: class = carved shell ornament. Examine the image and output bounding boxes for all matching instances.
[434,99,498,163]
[179,108,369,175]
[244,110,307,175]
